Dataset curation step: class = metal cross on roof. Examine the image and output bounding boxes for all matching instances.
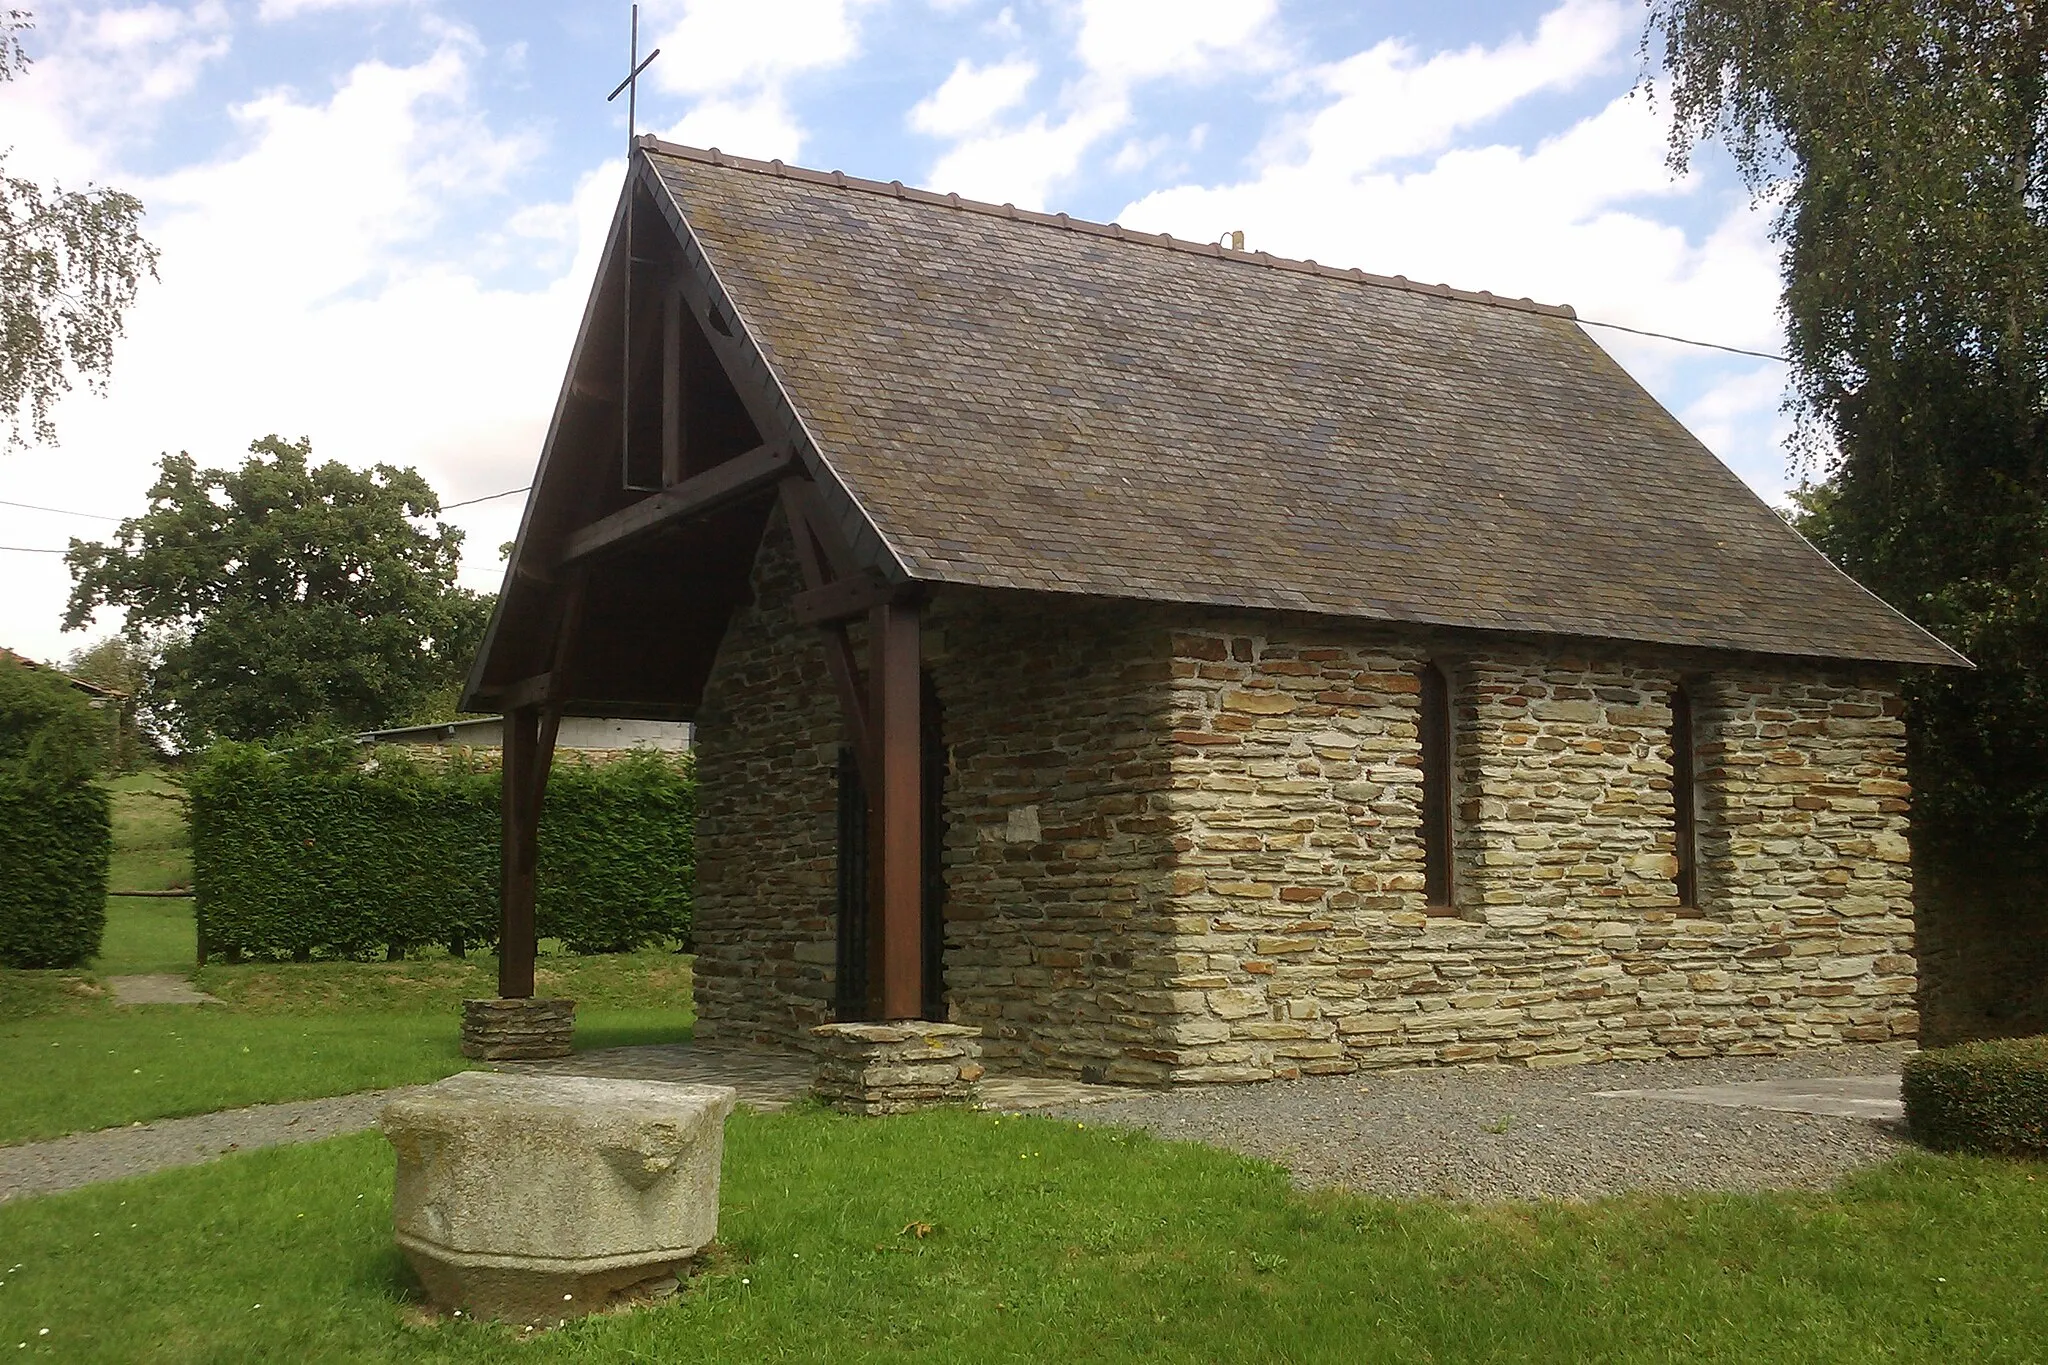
[610,5,662,490]
[607,4,661,151]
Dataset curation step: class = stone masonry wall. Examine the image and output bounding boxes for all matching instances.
[1160,619,1916,1081]
[690,532,1187,1075]
[693,544,1916,1080]
[927,594,1184,1083]
[690,518,841,1044]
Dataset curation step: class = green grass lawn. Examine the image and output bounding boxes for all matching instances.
[95,769,197,977]
[1,952,695,1146]
[2,769,695,1146]
[0,1111,2043,1363]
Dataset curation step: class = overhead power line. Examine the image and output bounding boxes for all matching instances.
[1575,316,1789,363]
[0,544,68,553]
[0,485,533,536]
[0,497,122,521]
[442,486,532,510]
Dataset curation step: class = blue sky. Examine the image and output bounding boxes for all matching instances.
[0,0,1792,664]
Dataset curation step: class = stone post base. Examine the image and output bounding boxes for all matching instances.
[809,1022,984,1115]
[461,998,575,1060]
[383,1072,737,1324]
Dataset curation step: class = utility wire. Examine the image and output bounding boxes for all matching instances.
[0,497,122,520]
[441,486,532,510]
[0,320,1775,544]
[0,484,533,549]
[1575,316,1789,363]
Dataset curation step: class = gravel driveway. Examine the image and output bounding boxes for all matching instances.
[1043,1046,1913,1202]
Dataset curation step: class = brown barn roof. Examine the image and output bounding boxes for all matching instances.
[643,144,1956,666]
[464,143,1960,717]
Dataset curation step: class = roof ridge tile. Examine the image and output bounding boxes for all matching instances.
[636,135,1578,320]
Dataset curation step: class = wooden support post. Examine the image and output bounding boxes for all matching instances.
[499,705,541,1000]
[497,568,586,1001]
[661,282,686,486]
[871,600,923,1020]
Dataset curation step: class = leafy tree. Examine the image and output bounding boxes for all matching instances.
[63,436,494,748]
[0,649,101,784]
[0,9,160,448]
[1647,1,2048,851]
[63,633,158,771]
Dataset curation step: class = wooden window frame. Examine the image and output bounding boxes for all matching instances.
[1419,661,1456,914]
[1672,679,1701,915]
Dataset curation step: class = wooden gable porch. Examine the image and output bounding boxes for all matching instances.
[463,144,932,1026]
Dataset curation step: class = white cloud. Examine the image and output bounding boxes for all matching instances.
[663,92,807,161]
[910,57,1036,138]
[259,0,408,21]
[0,37,619,662]
[1679,366,1796,501]
[1110,0,1787,488]
[647,0,867,96]
[0,2,232,175]
[927,97,1127,208]
[1073,0,1280,83]
[641,0,878,160]
[911,0,1281,211]
[1291,0,1632,173]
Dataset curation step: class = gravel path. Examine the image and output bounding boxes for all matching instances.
[1043,1046,1914,1202]
[0,1090,412,1204]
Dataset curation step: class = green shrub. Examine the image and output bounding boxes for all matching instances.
[1903,1035,2048,1158]
[0,656,113,968]
[189,741,694,960]
[0,781,112,968]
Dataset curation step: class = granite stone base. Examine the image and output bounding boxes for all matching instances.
[383,1072,736,1323]
[461,998,575,1060]
[809,1022,984,1115]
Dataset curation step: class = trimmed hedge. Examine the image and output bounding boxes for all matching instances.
[190,741,694,960]
[0,656,112,969]
[0,780,112,968]
[1903,1035,2048,1158]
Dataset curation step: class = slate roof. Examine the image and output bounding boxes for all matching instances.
[642,142,1959,668]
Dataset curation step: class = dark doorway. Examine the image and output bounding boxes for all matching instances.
[833,675,946,1021]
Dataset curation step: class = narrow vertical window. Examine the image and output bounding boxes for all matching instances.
[1672,680,1699,913]
[1420,661,1455,913]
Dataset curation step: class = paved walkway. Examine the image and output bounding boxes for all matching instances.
[104,973,217,1006]
[499,1042,1135,1112]
[1041,1048,1912,1201]
[2,1042,1912,1206]
[0,1043,1134,1203]
[1593,1074,1904,1122]
[0,1089,402,1203]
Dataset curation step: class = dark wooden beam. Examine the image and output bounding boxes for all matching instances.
[777,479,874,783]
[495,566,588,1001]
[498,705,540,999]
[661,282,687,486]
[791,569,907,627]
[533,567,589,808]
[778,474,864,580]
[872,599,924,1020]
[483,672,553,713]
[561,440,792,566]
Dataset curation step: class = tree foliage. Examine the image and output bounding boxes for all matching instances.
[63,634,158,772]
[0,652,110,968]
[1648,0,2048,849]
[0,650,101,785]
[63,436,494,748]
[0,10,159,448]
